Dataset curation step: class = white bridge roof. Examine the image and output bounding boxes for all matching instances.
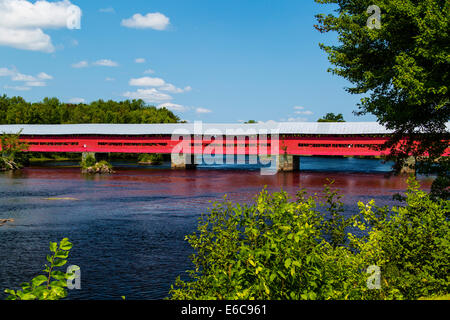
[0,122,447,136]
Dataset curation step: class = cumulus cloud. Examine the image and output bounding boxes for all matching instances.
[292,106,313,116]
[129,76,190,93]
[129,77,165,87]
[26,81,46,87]
[4,85,31,91]
[135,58,146,63]
[0,0,82,52]
[196,108,212,114]
[0,67,52,89]
[37,72,53,80]
[157,103,190,112]
[93,59,118,67]
[71,60,88,68]
[143,69,155,74]
[68,97,85,104]
[295,110,313,115]
[121,12,170,30]
[123,88,173,103]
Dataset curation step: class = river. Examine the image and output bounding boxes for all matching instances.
[0,157,433,300]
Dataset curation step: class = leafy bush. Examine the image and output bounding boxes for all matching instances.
[138,153,164,165]
[80,154,96,169]
[353,178,450,299]
[0,131,29,170]
[169,178,449,300]
[4,238,76,300]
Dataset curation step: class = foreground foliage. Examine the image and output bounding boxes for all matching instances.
[4,238,76,300]
[169,178,449,300]
[0,132,28,171]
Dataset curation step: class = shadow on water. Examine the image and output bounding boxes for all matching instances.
[0,157,434,300]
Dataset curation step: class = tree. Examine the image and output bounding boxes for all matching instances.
[245,120,257,124]
[0,131,29,170]
[314,0,449,164]
[317,113,345,122]
[0,96,181,125]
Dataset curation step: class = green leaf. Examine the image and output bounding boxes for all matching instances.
[51,270,67,281]
[31,275,48,288]
[285,258,292,269]
[21,293,37,300]
[49,242,58,253]
[53,259,67,267]
[54,250,69,259]
[4,289,15,295]
[59,238,72,251]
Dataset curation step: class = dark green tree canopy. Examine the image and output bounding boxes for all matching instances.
[0,95,180,124]
[317,113,346,122]
[315,0,449,158]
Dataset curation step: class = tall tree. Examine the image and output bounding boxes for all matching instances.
[317,113,345,122]
[314,0,449,163]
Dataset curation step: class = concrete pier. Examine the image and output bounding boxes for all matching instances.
[171,154,197,169]
[276,154,300,172]
[400,156,416,175]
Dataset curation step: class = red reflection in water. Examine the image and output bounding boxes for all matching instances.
[8,167,433,205]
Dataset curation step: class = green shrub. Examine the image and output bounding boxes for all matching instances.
[4,238,76,300]
[353,177,450,299]
[80,154,96,169]
[169,178,449,300]
[138,153,164,165]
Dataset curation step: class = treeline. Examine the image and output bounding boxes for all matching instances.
[0,95,180,124]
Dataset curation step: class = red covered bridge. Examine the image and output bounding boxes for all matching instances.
[0,122,448,172]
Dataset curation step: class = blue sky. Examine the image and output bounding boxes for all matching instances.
[0,0,376,123]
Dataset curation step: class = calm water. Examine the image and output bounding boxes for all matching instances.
[0,157,433,300]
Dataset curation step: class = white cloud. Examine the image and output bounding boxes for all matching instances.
[123,88,173,103]
[143,69,155,74]
[129,77,165,87]
[286,117,308,122]
[26,81,46,87]
[4,85,30,91]
[37,72,53,80]
[11,72,36,82]
[157,103,190,112]
[295,110,313,115]
[0,0,82,53]
[0,67,52,89]
[72,60,88,68]
[196,108,212,114]
[93,59,118,67]
[68,97,85,104]
[0,26,54,52]
[105,77,115,81]
[135,58,146,63]
[129,76,191,93]
[293,106,305,110]
[121,12,170,30]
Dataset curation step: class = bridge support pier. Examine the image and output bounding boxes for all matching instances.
[276,155,300,172]
[171,154,197,170]
[400,156,416,175]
